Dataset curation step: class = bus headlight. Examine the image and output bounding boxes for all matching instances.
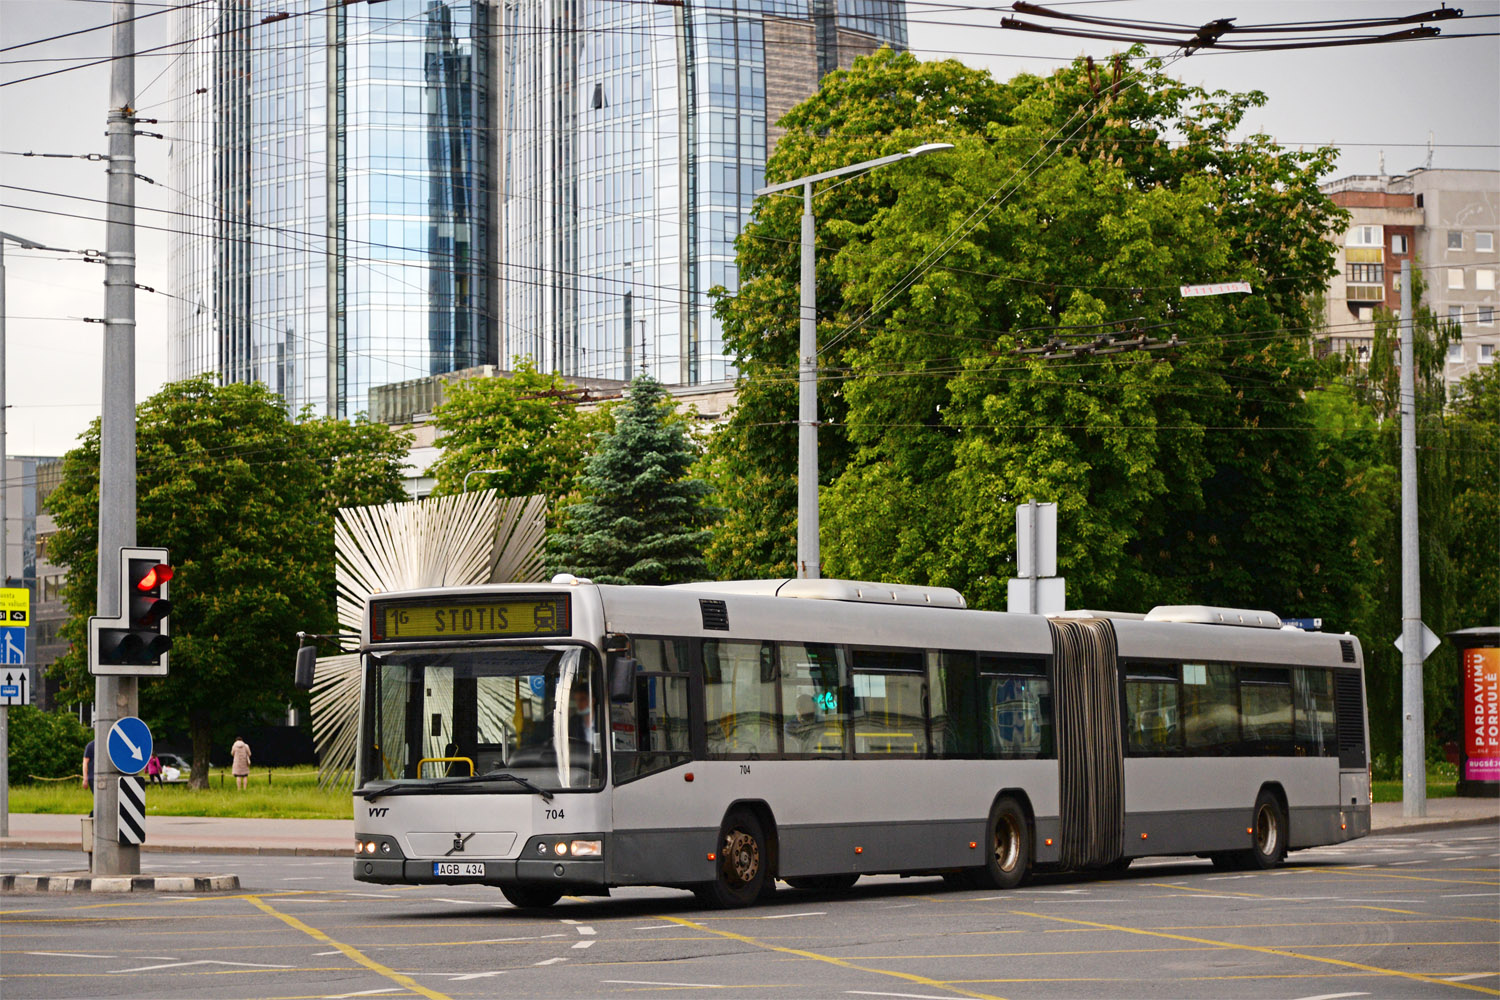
[568,840,602,857]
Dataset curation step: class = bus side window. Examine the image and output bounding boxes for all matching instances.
[849,648,927,756]
[1182,662,1238,755]
[702,640,778,757]
[613,673,691,783]
[1241,666,1294,755]
[1293,667,1336,757]
[979,655,1052,759]
[778,643,846,755]
[930,650,980,757]
[1123,662,1180,755]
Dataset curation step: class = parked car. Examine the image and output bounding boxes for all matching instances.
[156,752,190,782]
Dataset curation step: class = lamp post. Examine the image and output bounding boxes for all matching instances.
[754,143,953,579]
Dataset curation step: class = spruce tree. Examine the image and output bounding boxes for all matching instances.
[547,375,717,584]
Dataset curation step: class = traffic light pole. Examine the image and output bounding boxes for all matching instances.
[94,0,139,875]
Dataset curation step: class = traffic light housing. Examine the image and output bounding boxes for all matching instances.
[89,546,173,676]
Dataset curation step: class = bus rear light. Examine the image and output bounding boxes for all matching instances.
[1341,822,1347,830]
[855,846,863,854]
[1045,838,1053,847]
[1246,827,1253,835]
[569,840,602,857]
[969,841,978,849]
[1140,833,1147,840]
[685,773,694,782]
[707,852,716,861]
[554,842,569,856]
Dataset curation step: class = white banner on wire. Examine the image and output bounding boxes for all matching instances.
[1180,281,1252,297]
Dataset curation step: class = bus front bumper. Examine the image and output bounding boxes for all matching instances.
[352,833,608,892]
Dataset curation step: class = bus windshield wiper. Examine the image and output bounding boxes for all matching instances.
[358,772,555,802]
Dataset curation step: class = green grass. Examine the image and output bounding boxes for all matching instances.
[9,766,352,820]
[1371,761,1460,803]
[14,762,1461,814]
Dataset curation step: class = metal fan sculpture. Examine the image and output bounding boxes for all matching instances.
[309,490,549,788]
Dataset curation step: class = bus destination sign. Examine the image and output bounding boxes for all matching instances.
[372,596,571,642]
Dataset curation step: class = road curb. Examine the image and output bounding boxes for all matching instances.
[0,839,346,857]
[1366,816,1500,837]
[1,872,241,893]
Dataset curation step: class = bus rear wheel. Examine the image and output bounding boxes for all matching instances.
[974,797,1030,890]
[695,810,767,908]
[500,884,562,909]
[784,874,859,893]
[1247,790,1287,869]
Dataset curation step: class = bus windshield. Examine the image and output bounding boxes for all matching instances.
[358,645,604,794]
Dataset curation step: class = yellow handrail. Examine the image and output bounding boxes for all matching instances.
[417,756,475,777]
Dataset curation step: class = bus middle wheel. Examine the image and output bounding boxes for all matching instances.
[975,797,1030,890]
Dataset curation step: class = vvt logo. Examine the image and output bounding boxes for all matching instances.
[367,807,389,817]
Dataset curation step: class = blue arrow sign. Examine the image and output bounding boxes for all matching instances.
[107,716,153,775]
[1,626,25,665]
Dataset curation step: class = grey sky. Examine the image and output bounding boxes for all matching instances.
[2,0,1496,457]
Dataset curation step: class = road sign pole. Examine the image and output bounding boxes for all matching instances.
[1,705,8,837]
[93,0,140,876]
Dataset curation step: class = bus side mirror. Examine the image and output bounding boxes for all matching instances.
[295,643,318,690]
[609,655,637,703]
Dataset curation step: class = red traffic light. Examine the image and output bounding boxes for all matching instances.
[137,563,174,591]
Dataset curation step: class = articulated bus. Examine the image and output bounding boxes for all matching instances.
[298,577,1370,909]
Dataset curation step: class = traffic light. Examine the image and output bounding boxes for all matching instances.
[89,546,173,676]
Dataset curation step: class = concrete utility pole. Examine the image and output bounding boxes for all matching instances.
[94,0,140,873]
[1399,258,1426,819]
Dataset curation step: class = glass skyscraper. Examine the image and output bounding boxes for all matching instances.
[172,1,495,418]
[171,0,905,409]
[502,0,906,384]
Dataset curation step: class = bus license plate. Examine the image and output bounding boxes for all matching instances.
[433,862,485,877]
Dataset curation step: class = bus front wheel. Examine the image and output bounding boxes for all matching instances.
[695,810,767,908]
[975,797,1030,890]
[500,884,562,909]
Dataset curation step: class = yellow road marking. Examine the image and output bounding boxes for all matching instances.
[1293,869,1499,887]
[1144,882,1262,898]
[1007,909,1500,996]
[657,914,1007,1000]
[245,894,451,1000]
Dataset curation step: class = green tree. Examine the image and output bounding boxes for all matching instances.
[5,706,92,784]
[709,48,1358,627]
[1328,282,1460,766]
[44,377,410,787]
[426,359,603,509]
[547,375,717,584]
[1448,365,1500,634]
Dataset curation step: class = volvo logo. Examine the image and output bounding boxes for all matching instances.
[446,832,475,856]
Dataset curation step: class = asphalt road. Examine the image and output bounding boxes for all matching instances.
[2,828,1496,1000]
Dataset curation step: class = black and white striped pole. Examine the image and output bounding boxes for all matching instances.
[117,775,145,846]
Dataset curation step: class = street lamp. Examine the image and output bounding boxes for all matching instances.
[754,143,953,579]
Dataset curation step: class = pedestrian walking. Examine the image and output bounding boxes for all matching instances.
[146,752,164,786]
[82,738,95,817]
[230,737,252,791]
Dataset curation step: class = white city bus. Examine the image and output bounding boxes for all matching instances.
[301,576,1370,909]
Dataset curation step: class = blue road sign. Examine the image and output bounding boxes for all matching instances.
[1,626,25,665]
[107,716,154,775]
